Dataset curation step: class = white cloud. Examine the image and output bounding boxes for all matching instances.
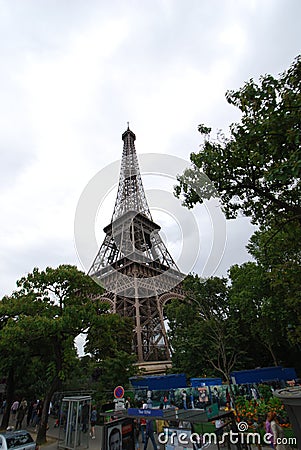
[0,0,300,296]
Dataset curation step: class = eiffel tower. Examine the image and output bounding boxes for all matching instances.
[89,126,185,372]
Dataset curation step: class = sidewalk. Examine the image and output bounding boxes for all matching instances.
[24,417,101,450]
[6,415,272,450]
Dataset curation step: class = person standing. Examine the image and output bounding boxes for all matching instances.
[163,395,168,409]
[90,405,97,439]
[214,418,225,446]
[156,404,167,450]
[265,412,275,448]
[190,393,195,409]
[213,388,220,408]
[81,401,89,433]
[181,390,187,410]
[225,388,231,406]
[270,412,290,450]
[125,397,131,409]
[31,400,38,427]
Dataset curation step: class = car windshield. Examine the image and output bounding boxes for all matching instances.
[6,434,34,449]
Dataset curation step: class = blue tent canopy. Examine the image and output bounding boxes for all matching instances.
[130,373,187,390]
[230,366,297,385]
[190,378,223,387]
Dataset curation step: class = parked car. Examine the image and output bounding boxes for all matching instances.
[0,430,38,450]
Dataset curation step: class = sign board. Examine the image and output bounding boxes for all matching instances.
[206,402,219,419]
[114,385,125,399]
[114,398,125,411]
[127,408,164,418]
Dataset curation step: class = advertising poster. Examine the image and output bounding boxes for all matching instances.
[197,387,208,406]
[107,424,122,450]
[105,418,134,450]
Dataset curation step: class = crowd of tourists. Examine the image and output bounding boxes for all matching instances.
[0,398,44,431]
[0,392,295,450]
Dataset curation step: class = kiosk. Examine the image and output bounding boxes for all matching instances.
[58,395,92,450]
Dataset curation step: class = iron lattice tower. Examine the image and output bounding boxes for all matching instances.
[89,127,185,367]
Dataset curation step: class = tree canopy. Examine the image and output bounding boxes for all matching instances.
[170,55,301,379]
[175,55,301,229]
[165,276,247,383]
[0,265,136,443]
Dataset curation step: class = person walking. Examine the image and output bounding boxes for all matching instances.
[143,420,156,450]
[35,400,43,432]
[90,405,97,439]
[16,399,27,430]
[11,400,19,420]
[140,417,147,444]
[134,419,140,450]
[26,401,34,427]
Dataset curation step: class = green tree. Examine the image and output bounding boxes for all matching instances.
[165,276,247,387]
[247,225,301,349]
[165,298,209,378]
[174,55,301,369]
[229,262,283,366]
[91,351,138,404]
[85,313,133,360]
[85,311,138,403]
[0,265,103,443]
[175,55,301,229]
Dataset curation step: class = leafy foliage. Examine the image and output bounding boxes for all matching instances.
[247,224,301,349]
[165,275,247,382]
[0,265,105,441]
[235,395,289,426]
[175,55,301,229]
[173,55,301,372]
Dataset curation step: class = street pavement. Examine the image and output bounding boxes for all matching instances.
[5,415,272,450]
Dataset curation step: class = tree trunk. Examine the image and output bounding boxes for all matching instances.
[36,376,60,445]
[266,342,278,366]
[1,367,15,429]
[225,374,236,409]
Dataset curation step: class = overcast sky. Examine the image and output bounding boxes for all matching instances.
[0,0,300,298]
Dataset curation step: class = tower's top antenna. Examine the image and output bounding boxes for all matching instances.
[112,127,152,221]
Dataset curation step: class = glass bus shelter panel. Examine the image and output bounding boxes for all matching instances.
[58,396,91,450]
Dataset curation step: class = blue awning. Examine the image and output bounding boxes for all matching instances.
[130,373,187,390]
[190,378,223,387]
[230,366,297,384]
